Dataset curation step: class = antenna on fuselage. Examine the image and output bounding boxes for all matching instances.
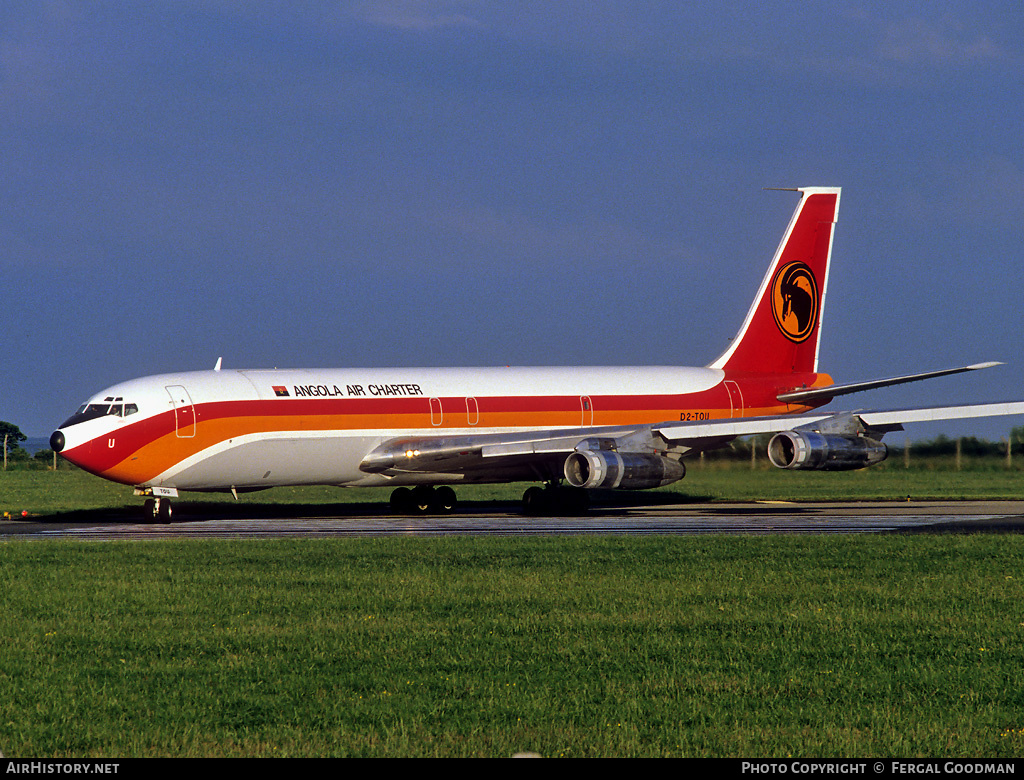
[214,357,223,371]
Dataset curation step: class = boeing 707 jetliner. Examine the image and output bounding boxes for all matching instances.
[50,187,1024,520]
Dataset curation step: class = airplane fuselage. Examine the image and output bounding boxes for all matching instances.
[54,365,827,492]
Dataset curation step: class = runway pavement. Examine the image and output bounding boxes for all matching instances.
[4,500,1024,540]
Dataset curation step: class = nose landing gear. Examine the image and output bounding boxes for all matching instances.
[135,487,178,524]
[142,497,173,523]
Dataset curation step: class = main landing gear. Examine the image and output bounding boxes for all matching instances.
[388,483,591,515]
[521,483,590,516]
[137,485,589,519]
[389,485,457,514]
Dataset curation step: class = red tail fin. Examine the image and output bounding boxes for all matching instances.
[709,187,840,375]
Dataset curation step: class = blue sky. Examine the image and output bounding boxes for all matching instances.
[2,1,1022,442]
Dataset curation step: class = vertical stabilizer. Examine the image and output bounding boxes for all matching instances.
[709,187,840,375]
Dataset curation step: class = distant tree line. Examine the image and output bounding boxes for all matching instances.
[4,419,1024,472]
[1,421,69,470]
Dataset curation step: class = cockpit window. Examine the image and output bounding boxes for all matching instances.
[60,399,139,428]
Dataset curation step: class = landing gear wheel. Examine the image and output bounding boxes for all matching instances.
[157,499,173,524]
[522,486,547,515]
[390,487,412,512]
[434,486,457,513]
[411,486,434,514]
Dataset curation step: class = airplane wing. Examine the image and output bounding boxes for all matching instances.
[653,399,1024,443]
[654,400,1024,471]
[360,399,1024,484]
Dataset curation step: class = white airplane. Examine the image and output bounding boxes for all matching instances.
[50,187,1024,520]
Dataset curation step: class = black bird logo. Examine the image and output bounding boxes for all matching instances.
[771,262,818,342]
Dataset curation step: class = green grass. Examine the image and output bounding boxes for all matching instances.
[3,462,1024,757]
[681,459,1024,502]
[2,536,1024,757]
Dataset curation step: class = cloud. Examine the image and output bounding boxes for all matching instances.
[875,15,1006,67]
[773,9,1020,91]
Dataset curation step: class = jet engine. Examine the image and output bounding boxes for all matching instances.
[563,449,685,490]
[767,430,887,471]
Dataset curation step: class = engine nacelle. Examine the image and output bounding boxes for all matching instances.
[564,450,685,490]
[767,430,888,471]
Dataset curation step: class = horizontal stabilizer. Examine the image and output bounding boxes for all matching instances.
[777,362,1002,404]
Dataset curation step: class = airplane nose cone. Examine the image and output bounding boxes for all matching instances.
[50,430,65,453]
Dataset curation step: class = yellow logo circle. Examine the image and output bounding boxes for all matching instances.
[771,262,819,343]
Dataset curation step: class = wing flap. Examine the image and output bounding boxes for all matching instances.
[480,436,594,459]
[359,425,640,475]
[654,413,835,444]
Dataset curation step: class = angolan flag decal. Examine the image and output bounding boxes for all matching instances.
[273,386,290,397]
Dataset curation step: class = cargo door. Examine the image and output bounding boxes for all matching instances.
[166,385,197,438]
[725,380,744,418]
[581,395,594,426]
